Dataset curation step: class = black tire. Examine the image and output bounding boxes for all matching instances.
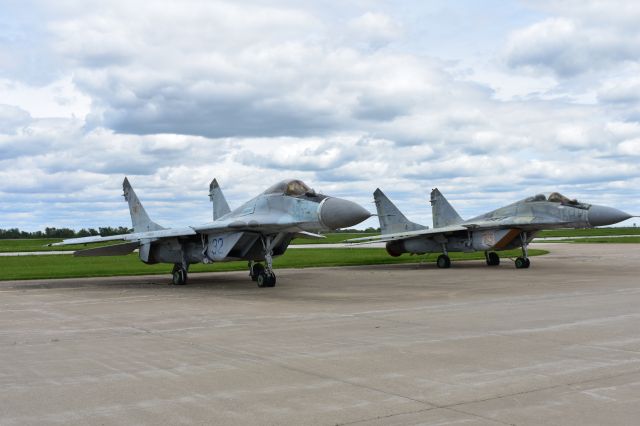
[524,258,531,268]
[256,272,269,288]
[515,257,527,269]
[172,268,187,285]
[257,271,277,288]
[437,254,451,269]
[268,273,276,287]
[486,252,500,266]
[250,263,265,282]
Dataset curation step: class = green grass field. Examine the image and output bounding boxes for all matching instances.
[0,248,547,281]
[537,227,640,237]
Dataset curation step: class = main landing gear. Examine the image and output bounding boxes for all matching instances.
[249,262,276,287]
[515,232,531,269]
[171,263,189,285]
[249,235,277,288]
[436,244,451,268]
[485,251,500,266]
[436,254,451,268]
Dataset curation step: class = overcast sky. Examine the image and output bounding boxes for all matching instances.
[1,0,639,231]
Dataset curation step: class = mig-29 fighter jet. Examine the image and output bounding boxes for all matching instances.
[348,188,634,269]
[52,178,371,287]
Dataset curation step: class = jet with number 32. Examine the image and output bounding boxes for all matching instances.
[53,178,371,286]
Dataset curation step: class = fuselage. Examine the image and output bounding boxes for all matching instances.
[144,179,370,265]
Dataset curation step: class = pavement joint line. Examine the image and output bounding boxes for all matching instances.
[345,368,640,426]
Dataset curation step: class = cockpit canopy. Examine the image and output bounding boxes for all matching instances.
[524,192,590,209]
[263,179,315,197]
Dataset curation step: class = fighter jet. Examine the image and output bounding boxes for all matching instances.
[52,178,371,286]
[348,188,635,268]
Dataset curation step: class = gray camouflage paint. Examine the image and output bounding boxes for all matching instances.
[54,178,371,278]
[366,189,632,259]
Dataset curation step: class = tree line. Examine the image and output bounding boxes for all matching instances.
[0,227,133,239]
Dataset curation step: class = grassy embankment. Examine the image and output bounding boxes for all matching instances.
[0,248,547,281]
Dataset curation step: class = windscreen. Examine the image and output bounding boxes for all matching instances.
[524,192,590,209]
[263,179,313,196]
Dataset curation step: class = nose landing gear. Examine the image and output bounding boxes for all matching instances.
[515,232,531,269]
[248,235,277,287]
[249,261,276,287]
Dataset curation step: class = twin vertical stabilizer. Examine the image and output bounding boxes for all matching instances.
[430,188,463,228]
[374,188,428,234]
[209,179,231,220]
[122,178,165,233]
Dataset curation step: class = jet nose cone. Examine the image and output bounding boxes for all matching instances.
[319,198,371,229]
[588,205,632,227]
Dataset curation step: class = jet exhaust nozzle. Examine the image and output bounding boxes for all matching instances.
[587,205,632,227]
[319,198,371,229]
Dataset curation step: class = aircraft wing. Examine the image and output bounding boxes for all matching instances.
[346,217,579,245]
[52,217,313,247]
[50,226,198,246]
[345,224,468,244]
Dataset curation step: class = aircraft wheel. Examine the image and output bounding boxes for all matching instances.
[257,272,276,288]
[524,258,531,268]
[436,254,451,269]
[250,263,265,282]
[172,268,187,285]
[515,257,528,269]
[486,252,500,266]
[256,272,267,287]
[267,273,276,287]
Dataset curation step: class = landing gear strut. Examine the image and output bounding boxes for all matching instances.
[515,232,531,269]
[250,236,277,287]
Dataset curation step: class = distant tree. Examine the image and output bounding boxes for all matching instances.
[98,226,132,236]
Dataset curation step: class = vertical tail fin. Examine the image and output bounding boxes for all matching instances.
[430,188,463,228]
[374,188,428,234]
[209,178,231,220]
[122,178,165,233]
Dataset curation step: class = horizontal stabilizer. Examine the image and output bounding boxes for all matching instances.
[74,242,139,257]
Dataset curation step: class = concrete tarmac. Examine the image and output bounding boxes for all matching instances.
[1,243,639,425]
